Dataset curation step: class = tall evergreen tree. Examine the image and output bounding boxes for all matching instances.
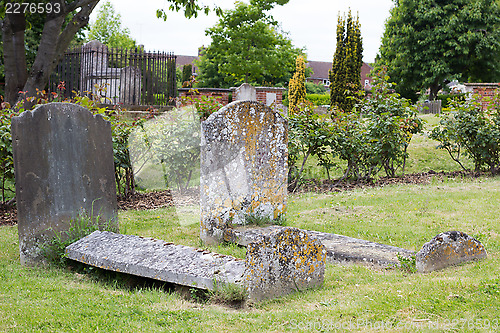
[329,11,363,113]
[288,56,306,113]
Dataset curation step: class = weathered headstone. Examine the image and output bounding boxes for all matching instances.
[416,231,487,273]
[233,83,257,101]
[245,227,326,302]
[12,103,118,265]
[200,101,287,244]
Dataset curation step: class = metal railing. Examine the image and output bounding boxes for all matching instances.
[49,41,177,107]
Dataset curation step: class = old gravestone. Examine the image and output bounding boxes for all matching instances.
[12,103,118,265]
[200,101,287,244]
[416,231,487,273]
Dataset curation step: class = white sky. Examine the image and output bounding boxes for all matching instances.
[91,0,394,63]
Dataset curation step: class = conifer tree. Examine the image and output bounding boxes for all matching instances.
[329,10,363,113]
[288,56,306,113]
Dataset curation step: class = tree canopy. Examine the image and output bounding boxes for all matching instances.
[195,1,303,88]
[86,1,136,49]
[376,0,500,101]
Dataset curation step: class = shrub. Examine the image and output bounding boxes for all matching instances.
[288,101,333,189]
[306,94,330,106]
[305,81,327,95]
[430,91,500,173]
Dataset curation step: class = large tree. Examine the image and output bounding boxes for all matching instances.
[376,0,500,101]
[329,10,363,112]
[195,0,302,88]
[86,0,136,49]
[1,0,100,105]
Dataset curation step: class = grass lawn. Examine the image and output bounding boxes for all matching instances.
[1,174,499,332]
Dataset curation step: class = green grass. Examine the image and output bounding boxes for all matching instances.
[1,175,499,332]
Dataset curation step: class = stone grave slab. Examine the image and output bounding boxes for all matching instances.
[66,227,326,301]
[12,103,118,266]
[233,226,416,268]
[66,231,245,290]
[200,101,287,245]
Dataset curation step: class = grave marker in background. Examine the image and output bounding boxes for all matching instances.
[12,103,118,265]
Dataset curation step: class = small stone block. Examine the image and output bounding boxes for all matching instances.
[416,231,487,273]
[244,227,326,302]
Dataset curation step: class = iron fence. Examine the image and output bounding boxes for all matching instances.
[49,41,177,107]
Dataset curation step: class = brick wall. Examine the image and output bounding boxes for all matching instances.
[255,87,284,106]
[464,83,500,109]
[178,88,231,107]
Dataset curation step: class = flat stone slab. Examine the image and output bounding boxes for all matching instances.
[66,231,245,290]
[232,226,415,268]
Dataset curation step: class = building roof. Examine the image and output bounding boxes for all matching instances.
[307,60,374,81]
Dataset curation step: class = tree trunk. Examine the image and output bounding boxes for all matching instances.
[428,80,441,101]
[2,12,28,105]
[2,0,100,106]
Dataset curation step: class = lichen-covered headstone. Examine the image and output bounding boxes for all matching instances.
[12,103,118,265]
[200,101,287,244]
[245,227,326,302]
[416,231,487,273]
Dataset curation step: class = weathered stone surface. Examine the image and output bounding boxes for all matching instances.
[233,226,416,268]
[416,231,487,273]
[66,229,326,302]
[200,101,287,244]
[245,227,326,302]
[233,83,257,101]
[12,103,118,265]
[66,231,245,289]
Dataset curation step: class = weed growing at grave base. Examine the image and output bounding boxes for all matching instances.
[397,253,417,274]
[41,211,116,267]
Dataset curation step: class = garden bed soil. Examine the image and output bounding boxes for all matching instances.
[0,171,481,226]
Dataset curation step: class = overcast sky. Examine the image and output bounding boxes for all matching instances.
[91,0,395,63]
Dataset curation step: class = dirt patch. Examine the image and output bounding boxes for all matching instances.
[291,170,479,194]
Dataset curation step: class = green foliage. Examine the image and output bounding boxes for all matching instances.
[196,1,303,88]
[288,101,333,189]
[430,90,500,173]
[306,94,330,106]
[376,0,500,101]
[330,10,363,113]
[131,107,201,192]
[397,254,417,274]
[208,281,248,304]
[288,69,424,186]
[181,64,193,87]
[179,91,223,120]
[0,105,19,204]
[41,211,106,267]
[305,82,327,95]
[87,1,137,49]
[288,56,307,112]
[436,93,467,109]
[362,68,424,177]
[0,85,147,200]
